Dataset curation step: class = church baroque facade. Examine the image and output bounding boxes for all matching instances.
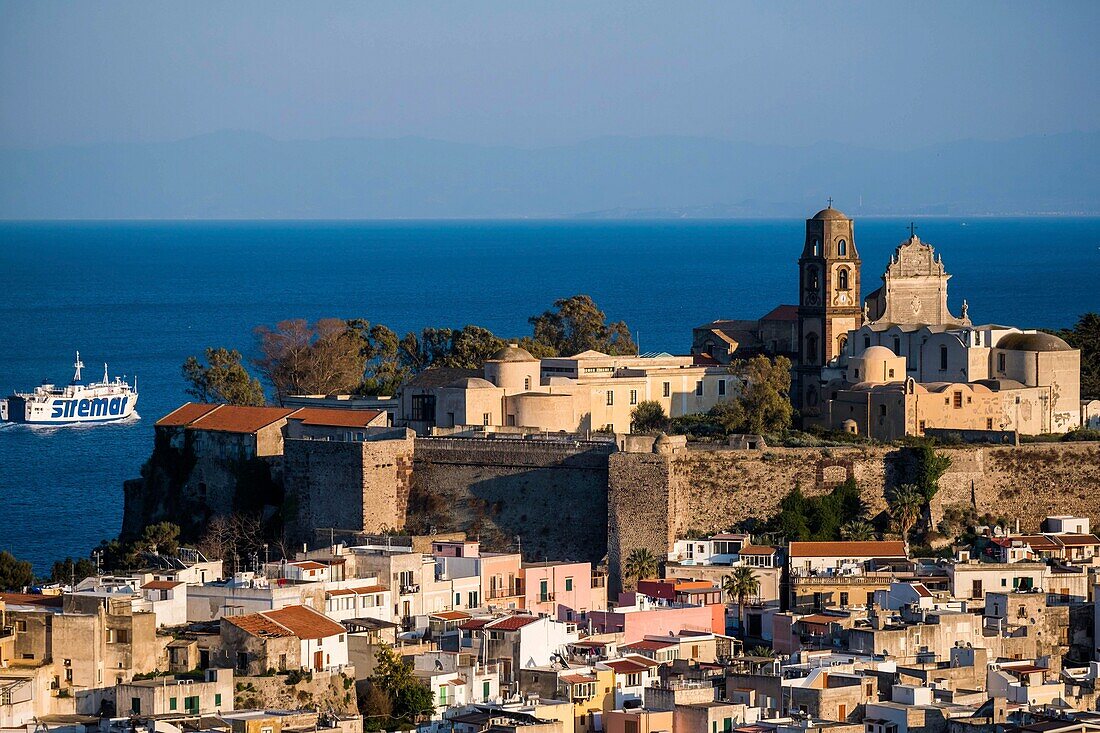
[794,205,862,415]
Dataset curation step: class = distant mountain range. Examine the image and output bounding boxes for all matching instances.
[1,130,1097,219]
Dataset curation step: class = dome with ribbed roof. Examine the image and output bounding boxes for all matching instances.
[997,332,1073,352]
[811,206,848,221]
[487,344,538,362]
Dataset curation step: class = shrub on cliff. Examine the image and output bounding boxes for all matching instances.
[767,478,865,542]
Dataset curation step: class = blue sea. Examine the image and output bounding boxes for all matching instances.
[1,218,1097,573]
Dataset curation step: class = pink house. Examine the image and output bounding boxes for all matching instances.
[520,561,607,622]
[587,601,723,643]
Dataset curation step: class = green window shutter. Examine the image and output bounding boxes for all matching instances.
[169,698,177,711]
[565,578,573,591]
[215,693,222,707]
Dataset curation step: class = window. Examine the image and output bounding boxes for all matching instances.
[879,404,887,418]
[987,418,994,430]
[840,592,849,606]
[998,353,1006,372]
[695,380,703,396]
[808,266,819,291]
[606,391,614,406]
[888,369,895,378]
[805,334,818,364]
[718,380,726,396]
[215,693,222,707]
[565,577,573,592]
[236,652,248,671]
[131,698,141,715]
[953,392,963,409]
[663,382,670,398]
[483,680,491,699]
[630,389,638,405]
[940,345,948,370]
[813,238,821,256]
[483,412,491,426]
[410,394,436,423]
[838,268,849,290]
[838,239,847,256]
[524,376,531,390]
[864,335,871,349]
[185,696,200,714]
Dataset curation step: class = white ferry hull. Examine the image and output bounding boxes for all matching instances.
[3,393,138,424]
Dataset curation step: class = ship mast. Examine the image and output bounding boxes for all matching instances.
[103,363,109,384]
[73,352,84,382]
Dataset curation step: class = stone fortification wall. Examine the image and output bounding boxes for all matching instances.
[283,430,416,542]
[408,437,614,563]
[608,442,1100,590]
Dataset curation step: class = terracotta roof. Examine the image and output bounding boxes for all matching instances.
[0,593,63,608]
[1003,535,1059,550]
[228,605,345,640]
[143,580,183,590]
[788,541,906,558]
[350,585,387,595]
[603,658,651,674]
[289,408,384,428]
[1055,534,1100,546]
[226,613,294,638]
[760,304,799,322]
[430,610,471,621]
[738,545,777,555]
[459,618,492,631]
[156,402,220,427]
[263,605,346,639]
[798,614,841,626]
[560,673,598,684]
[486,615,540,631]
[912,584,933,598]
[290,561,327,571]
[326,589,356,597]
[188,405,295,434]
[623,639,676,652]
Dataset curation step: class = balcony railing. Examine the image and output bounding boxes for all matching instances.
[399,583,420,595]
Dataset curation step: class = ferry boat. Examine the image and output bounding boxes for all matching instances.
[0,352,139,424]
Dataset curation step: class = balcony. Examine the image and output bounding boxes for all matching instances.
[0,625,14,640]
[537,593,555,603]
[399,584,420,595]
[488,588,520,600]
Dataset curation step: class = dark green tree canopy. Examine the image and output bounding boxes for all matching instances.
[182,347,265,406]
[0,551,34,591]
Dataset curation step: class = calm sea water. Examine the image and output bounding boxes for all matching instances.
[1,218,1097,572]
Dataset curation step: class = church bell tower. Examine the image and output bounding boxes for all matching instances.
[795,202,862,414]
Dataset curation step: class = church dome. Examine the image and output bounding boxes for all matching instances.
[860,345,897,361]
[811,206,848,221]
[447,377,498,389]
[487,344,538,362]
[996,332,1073,353]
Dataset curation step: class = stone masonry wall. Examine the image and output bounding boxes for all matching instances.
[408,437,613,563]
[284,433,416,542]
[607,442,1100,591]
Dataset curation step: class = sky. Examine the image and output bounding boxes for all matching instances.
[1,1,1098,151]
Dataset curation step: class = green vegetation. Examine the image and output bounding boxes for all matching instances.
[1048,312,1099,397]
[50,557,98,586]
[623,548,659,584]
[182,347,265,406]
[0,550,34,591]
[360,645,434,731]
[766,477,865,542]
[721,566,760,637]
[839,519,877,541]
[185,294,637,403]
[666,355,792,440]
[630,400,668,433]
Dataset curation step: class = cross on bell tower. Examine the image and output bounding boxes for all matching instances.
[908,221,918,238]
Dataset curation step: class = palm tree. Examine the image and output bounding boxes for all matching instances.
[722,566,760,638]
[748,645,777,658]
[840,520,876,541]
[890,483,925,552]
[623,548,658,586]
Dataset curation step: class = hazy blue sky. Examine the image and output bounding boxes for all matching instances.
[1,1,1097,150]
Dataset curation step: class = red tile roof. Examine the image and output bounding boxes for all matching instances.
[291,561,327,571]
[189,406,295,434]
[486,615,540,631]
[738,545,777,556]
[143,580,183,590]
[623,639,676,652]
[760,304,799,322]
[798,614,842,626]
[0,593,63,609]
[156,402,220,427]
[788,541,906,558]
[459,618,492,631]
[289,408,384,428]
[1056,534,1100,546]
[263,605,346,639]
[227,605,345,640]
[350,585,387,595]
[430,610,471,621]
[603,658,651,674]
[560,673,598,684]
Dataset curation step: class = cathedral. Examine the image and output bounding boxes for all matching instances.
[787,204,1081,438]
